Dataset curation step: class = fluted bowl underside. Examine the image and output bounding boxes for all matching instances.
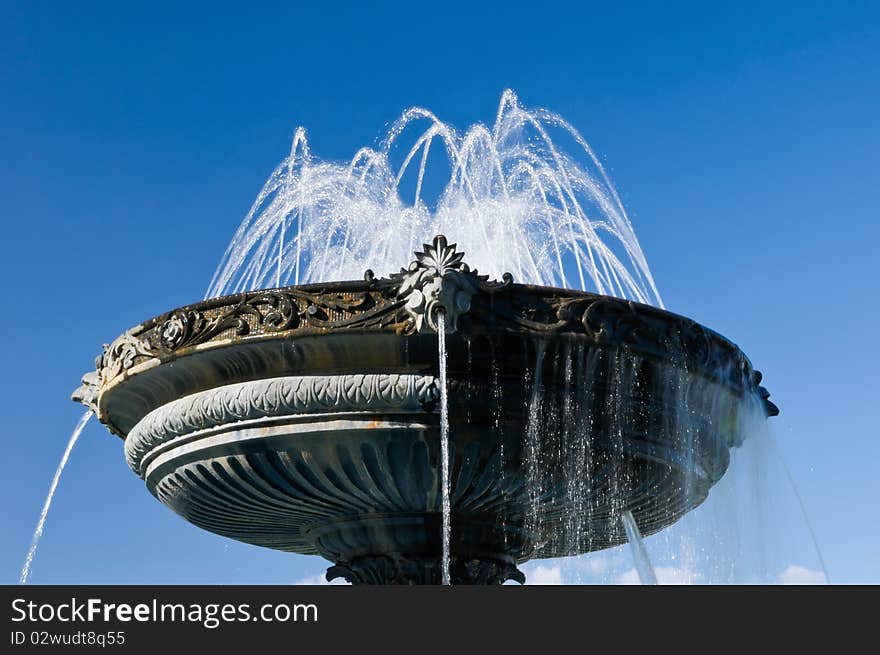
[127,356,744,563]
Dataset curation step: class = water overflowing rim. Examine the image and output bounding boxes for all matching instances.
[72,234,777,440]
[74,278,777,433]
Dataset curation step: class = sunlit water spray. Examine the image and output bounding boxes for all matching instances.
[207,90,662,307]
[518,389,828,584]
[20,411,92,584]
[514,341,828,585]
[633,405,830,585]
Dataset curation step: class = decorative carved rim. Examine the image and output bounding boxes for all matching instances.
[74,235,778,425]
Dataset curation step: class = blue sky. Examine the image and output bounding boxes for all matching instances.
[2,1,877,584]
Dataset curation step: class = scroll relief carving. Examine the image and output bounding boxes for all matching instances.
[71,234,775,417]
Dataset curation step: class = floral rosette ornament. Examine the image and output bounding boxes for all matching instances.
[393,235,490,334]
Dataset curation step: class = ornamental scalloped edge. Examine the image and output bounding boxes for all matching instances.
[72,235,778,417]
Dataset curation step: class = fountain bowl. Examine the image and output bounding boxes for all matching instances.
[73,236,776,584]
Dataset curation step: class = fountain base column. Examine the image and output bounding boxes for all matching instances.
[307,513,530,585]
[326,555,525,585]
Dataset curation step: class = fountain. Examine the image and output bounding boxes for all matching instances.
[70,235,776,584]
[68,92,779,585]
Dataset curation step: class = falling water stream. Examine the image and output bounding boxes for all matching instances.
[621,511,659,585]
[770,441,831,582]
[20,410,92,584]
[437,313,452,585]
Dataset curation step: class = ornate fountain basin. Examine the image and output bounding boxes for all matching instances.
[74,236,776,584]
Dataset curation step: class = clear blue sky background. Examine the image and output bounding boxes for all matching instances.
[2,1,877,584]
